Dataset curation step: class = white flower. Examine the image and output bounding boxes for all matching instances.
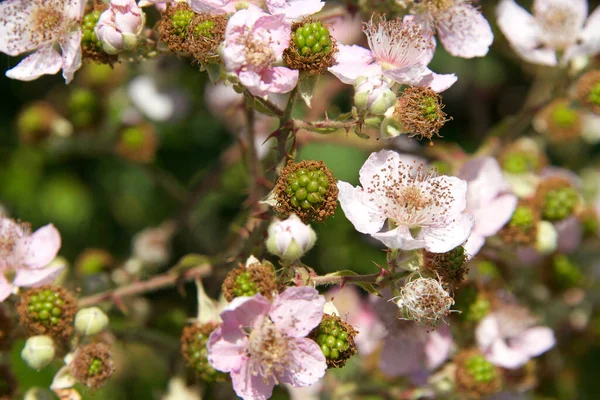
[410,0,494,58]
[0,0,85,83]
[266,214,317,261]
[337,150,473,253]
[496,0,600,66]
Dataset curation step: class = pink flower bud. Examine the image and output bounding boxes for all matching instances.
[95,0,146,55]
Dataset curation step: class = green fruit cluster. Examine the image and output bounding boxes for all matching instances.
[171,9,195,37]
[285,168,330,210]
[509,206,535,230]
[589,82,600,105]
[465,354,496,383]
[232,271,258,298]
[82,11,102,49]
[552,254,584,288]
[27,289,65,326]
[184,328,223,381]
[292,22,332,55]
[194,20,215,37]
[543,187,578,220]
[421,96,440,121]
[315,318,350,361]
[88,358,104,376]
[502,152,537,174]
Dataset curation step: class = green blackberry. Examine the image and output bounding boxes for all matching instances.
[81,10,102,50]
[465,354,496,383]
[232,271,258,298]
[588,82,600,105]
[171,9,195,37]
[510,206,535,230]
[550,104,577,128]
[71,343,114,389]
[312,315,357,368]
[424,245,468,290]
[181,323,225,381]
[18,286,77,341]
[275,160,338,223]
[543,187,579,221]
[552,254,584,288]
[88,358,103,376]
[502,152,537,174]
[194,20,215,37]
[291,21,332,55]
[222,262,277,302]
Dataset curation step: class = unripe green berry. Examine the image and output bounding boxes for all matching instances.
[465,354,496,383]
[81,11,102,49]
[171,9,195,37]
[286,169,330,211]
[509,206,535,230]
[502,152,537,174]
[181,324,225,381]
[550,104,577,128]
[21,335,56,370]
[542,187,579,221]
[26,289,66,327]
[589,82,600,105]
[552,254,584,288]
[194,20,215,37]
[421,96,440,121]
[292,21,332,55]
[232,271,258,297]
[312,315,356,368]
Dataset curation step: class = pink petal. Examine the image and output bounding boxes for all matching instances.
[12,264,65,287]
[555,216,583,253]
[424,324,452,370]
[421,213,474,253]
[24,224,61,269]
[463,233,485,259]
[230,355,276,400]
[279,338,326,387]
[221,295,271,330]
[427,72,458,93]
[189,0,235,13]
[462,157,510,206]
[260,67,299,95]
[436,3,493,58]
[0,0,36,56]
[513,326,556,358]
[486,337,530,369]
[337,182,387,235]
[372,226,427,250]
[64,0,86,20]
[5,45,63,81]
[472,194,518,238]
[383,65,431,87]
[0,275,13,302]
[207,327,249,372]
[475,315,501,350]
[269,286,324,337]
[358,149,401,189]
[328,44,380,84]
[378,335,424,377]
[60,30,83,84]
[266,0,325,20]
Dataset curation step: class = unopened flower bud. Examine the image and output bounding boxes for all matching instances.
[24,387,54,400]
[75,307,109,336]
[354,75,396,116]
[21,335,56,370]
[266,214,317,261]
[96,0,146,55]
[536,221,558,254]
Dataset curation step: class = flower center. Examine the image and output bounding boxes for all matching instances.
[29,0,72,46]
[240,28,276,71]
[535,5,580,49]
[399,186,431,211]
[425,0,455,12]
[247,318,290,381]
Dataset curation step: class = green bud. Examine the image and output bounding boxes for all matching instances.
[75,307,109,336]
[21,336,56,370]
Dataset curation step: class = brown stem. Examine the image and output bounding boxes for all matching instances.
[78,264,212,307]
[310,272,386,287]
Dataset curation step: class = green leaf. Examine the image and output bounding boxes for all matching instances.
[169,254,211,273]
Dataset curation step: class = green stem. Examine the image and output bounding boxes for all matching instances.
[310,271,407,287]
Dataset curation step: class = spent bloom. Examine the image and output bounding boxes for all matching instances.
[329,18,457,92]
[266,214,317,261]
[95,0,145,55]
[476,306,556,369]
[408,0,494,58]
[207,286,327,400]
[337,149,473,253]
[223,6,298,97]
[0,218,63,302]
[460,157,518,258]
[496,0,600,66]
[0,0,85,83]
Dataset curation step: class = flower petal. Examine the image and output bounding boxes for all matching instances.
[12,264,65,287]
[475,315,500,351]
[421,213,474,253]
[461,157,510,206]
[328,44,380,84]
[269,286,324,337]
[424,323,452,370]
[463,233,485,259]
[24,224,61,269]
[564,5,600,61]
[0,275,13,302]
[371,225,427,250]
[436,2,494,58]
[266,0,325,20]
[472,194,517,238]
[0,0,36,56]
[230,355,276,400]
[555,216,583,253]
[337,181,387,235]
[486,336,530,369]
[220,295,271,330]
[5,45,63,81]
[512,326,556,358]
[279,338,326,387]
[207,326,249,372]
[60,30,83,84]
[427,72,458,93]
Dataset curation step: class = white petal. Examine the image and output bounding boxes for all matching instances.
[25,224,61,269]
[533,0,587,26]
[371,226,426,250]
[5,45,62,81]
[337,181,387,235]
[475,315,501,350]
[486,337,530,369]
[0,0,35,56]
[427,72,458,93]
[513,326,556,358]
[472,194,518,238]
[463,233,486,259]
[565,6,600,62]
[60,30,83,84]
[12,264,65,287]
[358,149,401,189]
[436,3,494,58]
[421,213,474,253]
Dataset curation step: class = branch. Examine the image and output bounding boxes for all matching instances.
[78,264,212,307]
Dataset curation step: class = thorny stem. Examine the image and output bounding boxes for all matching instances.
[310,271,407,287]
[244,103,264,206]
[293,118,359,133]
[276,87,298,162]
[78,264,212,307]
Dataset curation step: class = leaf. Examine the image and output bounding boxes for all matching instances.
[205,63,223,83]
[169,254,211,274]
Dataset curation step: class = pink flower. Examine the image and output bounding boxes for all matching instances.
[96,0,145,55]
[476,308,555,369]
[371,292,452,378]
[496,0,600,66]
[459,157,517,258]
[410,0,493,58]
[337,149,474,253]
[265,0,324,20]
[329,18,457,92]
[0,218,63,302]
[223,7,299,97]
[207,286,327,400]
[0,0,85,83]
